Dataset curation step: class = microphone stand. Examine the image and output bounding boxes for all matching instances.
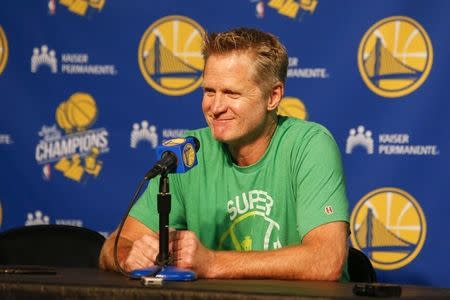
[130,172,196,281]
[156,173,171,266]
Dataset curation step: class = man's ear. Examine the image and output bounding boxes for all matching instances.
[267,82,284,112]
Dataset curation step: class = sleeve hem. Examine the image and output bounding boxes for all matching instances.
[298,218,349,242]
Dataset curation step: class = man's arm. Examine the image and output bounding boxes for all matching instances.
[99,216,160,272]
[171,221,348,280]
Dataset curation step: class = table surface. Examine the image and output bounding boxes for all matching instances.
[0,267,449,299]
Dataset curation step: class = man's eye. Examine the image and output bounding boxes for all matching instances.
[227,92,240,99]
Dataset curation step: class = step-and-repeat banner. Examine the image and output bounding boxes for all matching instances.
[1,0,449,287]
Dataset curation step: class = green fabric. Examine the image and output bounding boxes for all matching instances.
[130,116,349,281]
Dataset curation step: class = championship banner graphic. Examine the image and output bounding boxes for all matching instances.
[49,0,106,17]
[35,92,109,183]
[251,0,318,21]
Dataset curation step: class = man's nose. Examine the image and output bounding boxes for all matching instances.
[211,93,227,115]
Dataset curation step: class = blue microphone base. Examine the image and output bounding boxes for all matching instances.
[130,266,197,281]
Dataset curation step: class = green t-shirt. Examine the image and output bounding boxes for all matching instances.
[130,116,349,280]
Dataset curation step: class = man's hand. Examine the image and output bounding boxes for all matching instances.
[170,230,215,278]
[122,232,160,272]
[98,216,160,272]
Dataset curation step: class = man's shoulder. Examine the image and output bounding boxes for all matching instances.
[278,117,334,142]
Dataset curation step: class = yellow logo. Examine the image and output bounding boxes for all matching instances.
[350,187,427,270]
[59,0,105,16]
[0,26,8,75]
[182,143,195,167]
[54,93,103,181]
[138,15,205,96]
[268,0,318,19]
[358,16,433,98]
[35,92,109,182]
[277,97,308,120]
[162,138,186,147]
[56,92,97,133]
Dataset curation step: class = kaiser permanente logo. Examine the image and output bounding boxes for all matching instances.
[130,120,158,149]
[345,125,439,156]
[251,0,318,21]
[35,92,109,182]
[130,120,189,149]
[358,16,433,98]
[287,57,329,79]
[25,210,83,227]
[31,44,117,75]
[138,15,205,96]
[0,25,8,75]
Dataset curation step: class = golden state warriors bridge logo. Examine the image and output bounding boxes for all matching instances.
[35,92,109,182]
[350,188,426,270]
[358,16,433,98]
[0,26,8,75]
[138,16,205,96]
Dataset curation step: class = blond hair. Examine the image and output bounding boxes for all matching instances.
[202,27,288,97]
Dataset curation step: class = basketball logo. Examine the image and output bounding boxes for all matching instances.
[138,16,205,96]
[277,97,308,120]
[0,26,8,75]
[350,187,427,270]
[56,92,97,133]
[358,16,433,98]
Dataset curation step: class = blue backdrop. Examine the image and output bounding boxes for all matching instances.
[1,0,449,287]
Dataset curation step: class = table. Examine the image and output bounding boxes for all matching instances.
[0,268,449,299]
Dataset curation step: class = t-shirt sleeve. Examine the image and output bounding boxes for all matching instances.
[294,128,349,241]
[129,174,187,232]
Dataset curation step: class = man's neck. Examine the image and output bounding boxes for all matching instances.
[228,116,278,167]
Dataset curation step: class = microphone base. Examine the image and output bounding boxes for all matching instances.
[130,266,197,281]
[129,266,161,279]
[157,266,197,281]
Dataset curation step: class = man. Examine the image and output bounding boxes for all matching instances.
[99,28,349,281]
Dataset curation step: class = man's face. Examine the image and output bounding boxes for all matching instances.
[202,52,272,146]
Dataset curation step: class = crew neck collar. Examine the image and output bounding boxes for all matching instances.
[224,117,284,174]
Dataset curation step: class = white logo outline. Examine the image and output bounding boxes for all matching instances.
[31,45,58,73]
[346,125,374,154]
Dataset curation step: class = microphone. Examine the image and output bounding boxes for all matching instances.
[144,136,200,180]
